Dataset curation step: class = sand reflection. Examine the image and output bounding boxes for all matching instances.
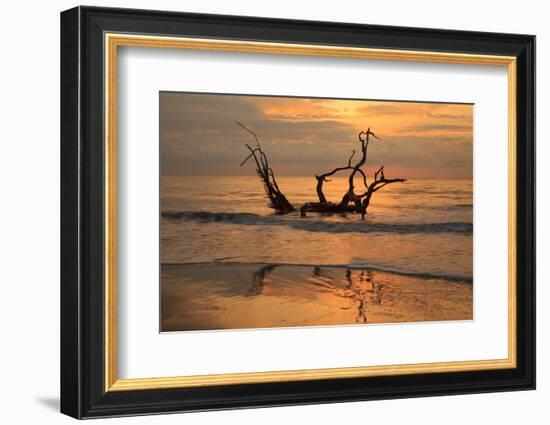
[161,263,472,332]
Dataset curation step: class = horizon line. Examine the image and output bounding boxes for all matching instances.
[161,174,472,180]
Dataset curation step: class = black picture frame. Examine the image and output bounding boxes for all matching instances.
[61,5,535,419]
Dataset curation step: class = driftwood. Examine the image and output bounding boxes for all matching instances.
[237,123,406,219]
[359,165,406,219]
[237,121,295,213]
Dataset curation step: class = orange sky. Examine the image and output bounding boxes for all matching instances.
[160,92,473,179]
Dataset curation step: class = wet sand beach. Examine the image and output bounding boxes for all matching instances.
[161,263,472,332]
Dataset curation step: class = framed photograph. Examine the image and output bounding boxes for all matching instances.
[60,6,535,419]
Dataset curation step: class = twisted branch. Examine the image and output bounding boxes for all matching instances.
[237,122,295,213]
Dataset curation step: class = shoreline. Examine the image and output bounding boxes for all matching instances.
[161,261,472,284]
[161,262,473,332]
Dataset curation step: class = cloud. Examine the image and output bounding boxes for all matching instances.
[356,103,403,115]
[160,92,473,179]
[397,123,473,133]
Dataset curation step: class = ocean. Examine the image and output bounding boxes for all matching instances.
[160,175,473,331]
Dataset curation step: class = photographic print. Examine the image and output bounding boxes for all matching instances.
[160,92,473,332]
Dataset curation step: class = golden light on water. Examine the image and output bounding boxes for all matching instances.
[162,264,472,332]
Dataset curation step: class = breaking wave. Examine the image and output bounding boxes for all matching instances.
[162,210,473,235]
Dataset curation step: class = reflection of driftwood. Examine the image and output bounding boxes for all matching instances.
[311,267,384,324]
[237,123,406,218]
[248,264,277,296]
[237,121,295,214]
[344,269,382,323]
[246,264,382,324]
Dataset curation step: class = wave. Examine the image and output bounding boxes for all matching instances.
[396,188,472,195]
[163,261,473,284]
[432,203,473,211]
[162,210,473,235]
[388,203,472,211]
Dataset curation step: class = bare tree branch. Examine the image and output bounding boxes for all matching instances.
[238,124,405,219]
[236,120,260,146]
[237,122,295,213]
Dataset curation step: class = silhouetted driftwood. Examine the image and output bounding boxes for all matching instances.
[303,128,406,218]
[238,123,406,219]
[237,121,295,214]
[359,165,406,219]
[314,149,358,204]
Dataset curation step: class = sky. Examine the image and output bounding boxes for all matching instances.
[160,92,473,179]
